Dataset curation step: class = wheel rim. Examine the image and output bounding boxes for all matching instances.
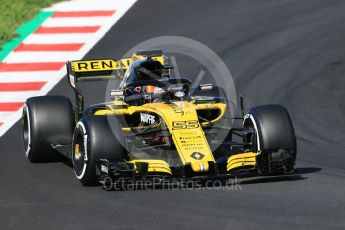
[73,134,87,178]
[244,114,260,152]
[248,126,257,152]
[22,105,31,156]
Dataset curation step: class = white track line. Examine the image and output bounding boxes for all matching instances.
[0,112,16,123]
[24,34,96,44]
[42,17,113,27]
[0,92,43,103]
[6,52,81,63]
[43,0,134,11]
[0,72,60,82]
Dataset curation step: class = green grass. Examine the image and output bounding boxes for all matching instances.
[0,0,62,48]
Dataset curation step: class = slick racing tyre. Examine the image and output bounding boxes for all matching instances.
[22,96,74,163]
[243,104,296,174]
[72,116,127,186]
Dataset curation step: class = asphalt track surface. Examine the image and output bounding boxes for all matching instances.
[1,0,345,229]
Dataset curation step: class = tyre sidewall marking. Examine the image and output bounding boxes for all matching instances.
[73,121,88,180]
[23,104,31,157]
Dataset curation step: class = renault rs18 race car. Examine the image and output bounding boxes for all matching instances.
[22,50,297,187]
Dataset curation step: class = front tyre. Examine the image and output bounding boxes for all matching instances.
[244,104,296,175]
[72,116,126,186]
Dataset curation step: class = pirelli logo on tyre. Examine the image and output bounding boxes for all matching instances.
[172,120,199,130]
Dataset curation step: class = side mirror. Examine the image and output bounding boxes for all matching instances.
[199,83,213,91]
[110,90,124,98]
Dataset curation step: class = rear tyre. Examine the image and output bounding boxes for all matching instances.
[22,96,74,163]
[72,116,127,186]
[243,104,296,174]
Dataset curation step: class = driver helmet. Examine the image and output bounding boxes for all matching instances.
[124,59,164,104]
[134,59,163,81]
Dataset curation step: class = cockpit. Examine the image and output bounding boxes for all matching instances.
[118,59,191,105]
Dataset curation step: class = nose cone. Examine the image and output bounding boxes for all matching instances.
[191,161,210,173]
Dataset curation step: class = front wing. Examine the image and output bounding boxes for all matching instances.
[97,152,261,183]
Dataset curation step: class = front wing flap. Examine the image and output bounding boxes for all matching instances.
[97,152,262,184]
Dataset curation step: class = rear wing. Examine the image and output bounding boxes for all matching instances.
[67,50,166,88]
[67,59,126,88]
[66,50,166,119]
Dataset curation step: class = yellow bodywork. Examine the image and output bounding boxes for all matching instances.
[94,100,227,127]
[227,152,258,171]
[94,101,259,174]
[129,159,172,175]
[94,101,227,170]
[190,161,210,173]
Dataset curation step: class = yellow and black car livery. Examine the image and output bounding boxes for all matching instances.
[22,50,297,187]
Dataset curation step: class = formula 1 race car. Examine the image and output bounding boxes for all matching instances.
[22,50,297,187]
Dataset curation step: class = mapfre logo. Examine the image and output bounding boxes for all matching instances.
[140,113,156,125]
